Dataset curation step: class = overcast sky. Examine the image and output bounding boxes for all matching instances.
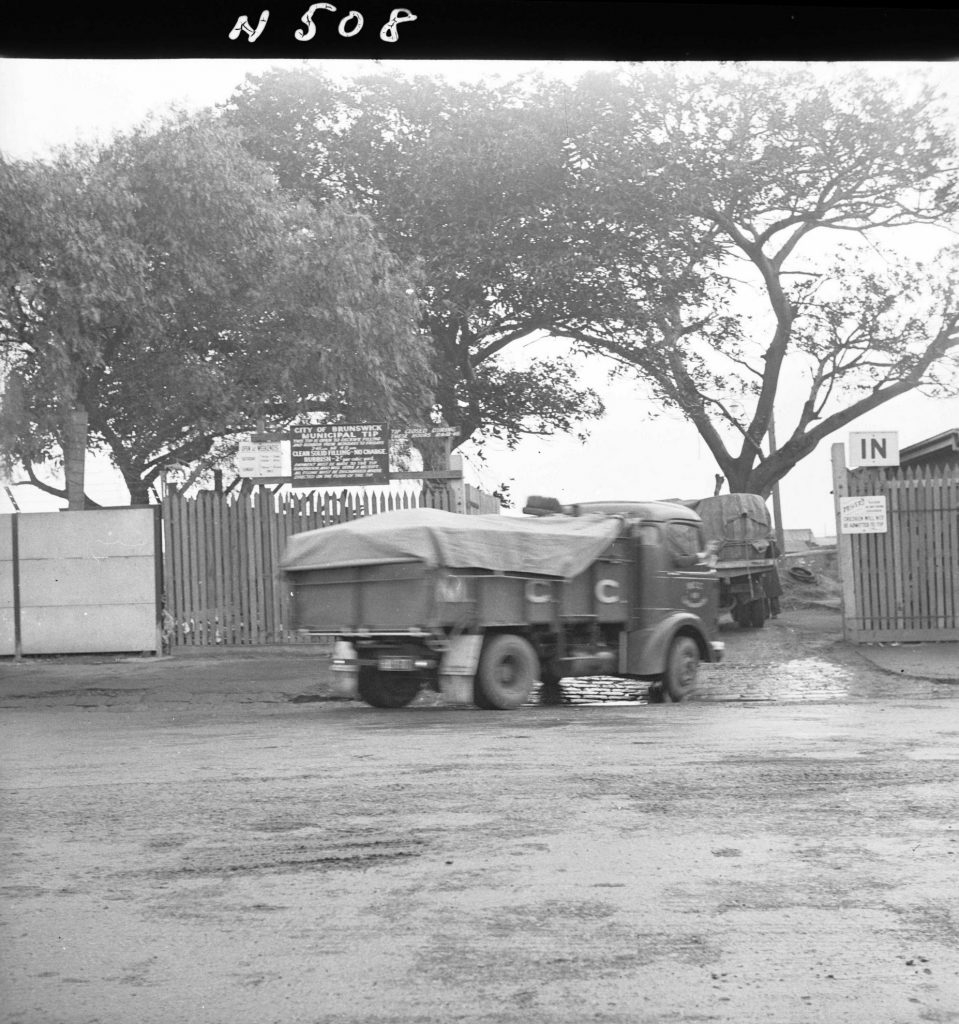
[1,57,957,531]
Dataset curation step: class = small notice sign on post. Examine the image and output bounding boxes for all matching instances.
[237,440,284,478]
[390,425,457,443]
[291,423,390,486]
[839,495,888,534]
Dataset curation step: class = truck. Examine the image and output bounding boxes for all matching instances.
[680,493,782,629]
[280,501,724,711]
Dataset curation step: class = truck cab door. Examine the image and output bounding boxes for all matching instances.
[630,521,718,625]
[660,519,719,625]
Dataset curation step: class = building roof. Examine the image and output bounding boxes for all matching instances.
[900,428,959,465]
[782,528,816,553]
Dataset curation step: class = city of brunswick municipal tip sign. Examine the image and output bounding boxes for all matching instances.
[291,423,389,486]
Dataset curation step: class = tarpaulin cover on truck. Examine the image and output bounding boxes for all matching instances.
[683,493,773,558]
[280,508,623,579]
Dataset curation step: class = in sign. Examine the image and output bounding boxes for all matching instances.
[848,431,899,469]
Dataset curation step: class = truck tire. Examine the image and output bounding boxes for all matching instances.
[474,634,538,710]
[747,597,767,629]
[357,669,421,709]
[662,635,701,702]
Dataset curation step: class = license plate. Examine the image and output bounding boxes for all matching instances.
[378,657,415,672]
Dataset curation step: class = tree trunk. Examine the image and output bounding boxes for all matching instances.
[721,462,759,497]
[63,407,89,511]
[120,466,152,506]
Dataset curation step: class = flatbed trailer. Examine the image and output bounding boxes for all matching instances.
[677,494,782,629]
[713,558,779,627]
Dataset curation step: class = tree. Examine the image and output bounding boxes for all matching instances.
[549,64,959,495]
[223,65,959,497]
[0,113,433,506]
[222,68,607,451]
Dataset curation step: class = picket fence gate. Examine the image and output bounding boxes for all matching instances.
[161,482,499,647]
[834,455,959,642]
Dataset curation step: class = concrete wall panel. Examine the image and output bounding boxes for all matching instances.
[1,509,159,656]
[19,605,157,654]
[18,510,155,560]
[19,557,155,608]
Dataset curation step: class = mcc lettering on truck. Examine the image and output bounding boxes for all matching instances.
[280,502,724,711]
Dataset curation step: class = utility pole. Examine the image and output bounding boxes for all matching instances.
[767,415,787,558]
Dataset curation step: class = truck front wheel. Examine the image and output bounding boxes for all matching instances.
[662,636,701,702]
[474,634,538,710]
[357,669,421,709]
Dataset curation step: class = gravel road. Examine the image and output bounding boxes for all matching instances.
[2,611,958,1024]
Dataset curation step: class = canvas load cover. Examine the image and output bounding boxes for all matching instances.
[684,493,772,556]
[280,508,623,579]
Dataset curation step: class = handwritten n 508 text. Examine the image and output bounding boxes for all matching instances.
[229,7,417,43]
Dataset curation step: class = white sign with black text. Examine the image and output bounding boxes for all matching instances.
[237,440,285,478]
[848,431,899,469]
[839,495,888,534]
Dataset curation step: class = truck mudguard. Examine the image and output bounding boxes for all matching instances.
[629,612,716,677]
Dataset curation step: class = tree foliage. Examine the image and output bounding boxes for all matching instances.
[225,63,959,495]
[222,69,606,449]
[0,113,432,505]
[549,65,959,494]
[5,64,956,508]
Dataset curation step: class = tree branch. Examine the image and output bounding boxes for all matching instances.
[17,461,102,508]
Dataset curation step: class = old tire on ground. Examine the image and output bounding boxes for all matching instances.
[661,635,701,703]
[357,669,421,708]
[474,634,538,710]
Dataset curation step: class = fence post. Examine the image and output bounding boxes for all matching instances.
[831,442,857,642]
[449,452,466,513]
[11,514,22,660]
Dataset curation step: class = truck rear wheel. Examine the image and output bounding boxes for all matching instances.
[474,634,538,710]
[357,669,421,709]
[733,597,766,629]
[747,597,767,629]
[662,636,701,702]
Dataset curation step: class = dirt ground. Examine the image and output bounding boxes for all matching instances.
[2,607,958,1024]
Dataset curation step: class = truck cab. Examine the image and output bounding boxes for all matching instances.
[552,500,722,683]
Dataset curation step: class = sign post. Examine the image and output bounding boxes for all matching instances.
[831,442,858,641]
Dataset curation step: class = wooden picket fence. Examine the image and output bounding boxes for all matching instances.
[841,462,959,641]
[161,483,499,647]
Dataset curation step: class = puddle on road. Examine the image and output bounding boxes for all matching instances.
[286,652,952,713]
[544,652,934,706]
[779,657,855,682]
[702,656,860,703]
